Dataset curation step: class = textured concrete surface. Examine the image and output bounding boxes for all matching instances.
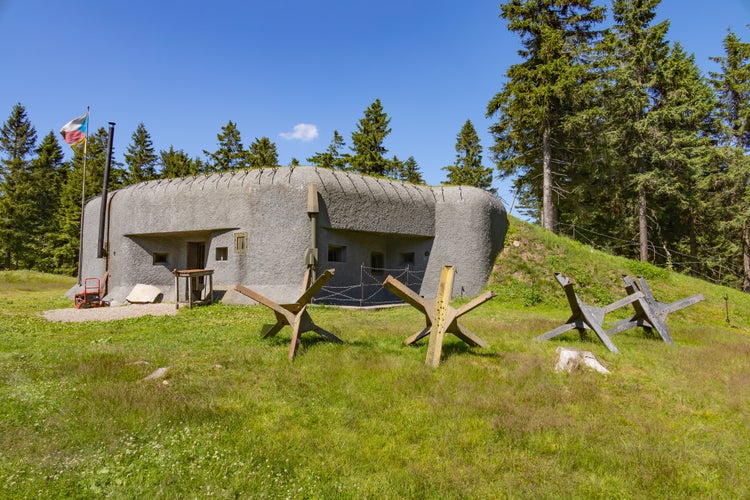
[73,166,508,305]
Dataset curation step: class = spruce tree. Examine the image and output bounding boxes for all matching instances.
[0,103,38,269]
[708,30,750,290]
[443,119,494,191]
[203,121,250,172]
[487,0,604,231]
[399,156,425,184]
[159,146,203,178]
[597,0,671,261]
[0,103,37,181]
[647,44,717,267]
[350,99,392,176]
[247,137,279,168]
[124,122,158,184]
[386,156,405,181]
[711,31,750,151]
[554,4,714,269]
[307,130,348,170]
[29,132,67,272]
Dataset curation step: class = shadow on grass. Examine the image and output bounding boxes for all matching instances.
[256,324,513,363]
[440,341,503,361]
[396,338,504,363]
[258,328,348,355]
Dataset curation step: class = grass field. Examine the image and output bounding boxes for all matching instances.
[2,219,750,498]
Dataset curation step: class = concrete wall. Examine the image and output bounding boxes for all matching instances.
[75,166,507,304]
[421,185,507,298]
[317,228,433,304]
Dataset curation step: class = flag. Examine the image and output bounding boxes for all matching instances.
[60,112,89,146]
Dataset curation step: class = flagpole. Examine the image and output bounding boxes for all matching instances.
[76,106,90,285]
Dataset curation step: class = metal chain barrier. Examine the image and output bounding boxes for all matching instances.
[315,264,424,307]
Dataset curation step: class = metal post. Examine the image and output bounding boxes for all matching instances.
[725,294,730,324]
[76,107,90,285]
[97,122,115,259]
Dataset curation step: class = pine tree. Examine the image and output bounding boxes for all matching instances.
[399,156,425,184]
[711,31,750,151]
[29,132,67,272]
[597,0,671,261]
[0,103,37,181]
[350,99,392,176]
[708,30,750,290]
[647,44,717,266]
[386,156,404,181]
[159,146,203,178]
[307,130,348,170]
[247,137,279,168]
[443,119,494,191]
[0,103,38,269]
[487,0,605,231]
[203,121,250,172]
[124,122,158,185]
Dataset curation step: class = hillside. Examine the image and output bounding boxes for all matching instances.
[1,221,749,497]
[490,216,750,330]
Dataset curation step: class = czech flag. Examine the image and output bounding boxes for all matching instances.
[60,112,88,146]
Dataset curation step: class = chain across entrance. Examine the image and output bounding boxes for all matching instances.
[315,264,425,307]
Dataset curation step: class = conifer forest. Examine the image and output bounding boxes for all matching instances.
[1,0,748,291]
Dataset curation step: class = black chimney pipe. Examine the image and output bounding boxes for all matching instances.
[97,122,115,258]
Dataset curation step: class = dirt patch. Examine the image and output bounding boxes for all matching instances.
[42,303,178,323]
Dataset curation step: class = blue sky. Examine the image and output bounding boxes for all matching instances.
[1,0,748,210]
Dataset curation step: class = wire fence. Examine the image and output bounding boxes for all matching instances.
[314,223,745,306]
[315,264,424,307]
[553,221,746,287]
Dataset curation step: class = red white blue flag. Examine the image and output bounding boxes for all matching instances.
[60,112,89,146]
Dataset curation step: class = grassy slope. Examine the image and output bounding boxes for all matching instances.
[1,221,749,498]
[491,217,750,327]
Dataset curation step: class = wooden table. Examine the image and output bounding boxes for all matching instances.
[173,269,214,309]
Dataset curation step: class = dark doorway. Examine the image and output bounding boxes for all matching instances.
[187,242,206,270]
[187,242,207,301]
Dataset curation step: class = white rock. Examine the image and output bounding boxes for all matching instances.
[143,366,171,381]
[555,347,610,374]
[126,284,163,304]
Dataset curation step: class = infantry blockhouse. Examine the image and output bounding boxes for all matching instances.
[75,166,508,305]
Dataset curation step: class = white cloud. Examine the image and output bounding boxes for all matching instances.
[280,123,319,142]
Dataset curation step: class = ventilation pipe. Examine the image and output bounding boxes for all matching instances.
[97,122,115,259]
[306,183,319,281]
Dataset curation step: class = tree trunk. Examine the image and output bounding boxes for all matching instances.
[688,206,699,276]
[638,182,649,262]
[743,222,750,293]
[542,125,556,233]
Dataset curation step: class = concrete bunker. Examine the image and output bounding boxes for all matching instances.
[74,166,508,306]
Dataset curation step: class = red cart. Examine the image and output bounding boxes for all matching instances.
[74,277,104,309]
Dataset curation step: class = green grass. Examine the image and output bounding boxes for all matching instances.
[2,219,750,498]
